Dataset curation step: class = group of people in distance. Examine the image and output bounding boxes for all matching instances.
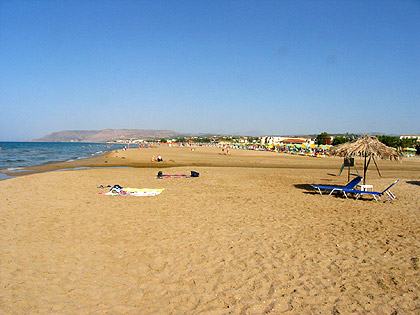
[151,155,163,162]
[221,145,230,155]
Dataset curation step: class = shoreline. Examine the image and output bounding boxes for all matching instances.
[0,141,125,177]
[2,145,420,180]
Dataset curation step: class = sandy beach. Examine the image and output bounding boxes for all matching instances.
[1,146,419,314]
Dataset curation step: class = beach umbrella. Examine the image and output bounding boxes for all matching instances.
[330,135,402,184]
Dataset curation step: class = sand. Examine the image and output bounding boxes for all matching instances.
[1,146,419,314]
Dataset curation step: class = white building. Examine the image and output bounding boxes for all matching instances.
[400,135,420,142]
[260,136,314,145]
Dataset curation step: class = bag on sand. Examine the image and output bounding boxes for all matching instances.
[191,171,199,177]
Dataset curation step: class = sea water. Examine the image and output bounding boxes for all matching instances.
[0,142,125,171]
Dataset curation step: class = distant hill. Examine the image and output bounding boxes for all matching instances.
[32,129,185,142]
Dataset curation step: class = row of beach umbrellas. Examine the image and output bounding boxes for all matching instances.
[265,143,332,150]
[403,147,416,152]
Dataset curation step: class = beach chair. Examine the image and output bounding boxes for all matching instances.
[311,176,362,195]
[341,180,399,202]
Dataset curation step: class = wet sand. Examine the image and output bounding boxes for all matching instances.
[1,146,419,314]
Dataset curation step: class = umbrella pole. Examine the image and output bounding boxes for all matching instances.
[363,154,367,185]
[365,155,373,184]
[372,156,382,177]
[348,165,350,182]
[366,155,372,169]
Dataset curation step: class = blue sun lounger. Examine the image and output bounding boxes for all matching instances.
[341,180,399,202]
[311,176,363,195]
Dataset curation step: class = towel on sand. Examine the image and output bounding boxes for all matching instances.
[104,186,164,196]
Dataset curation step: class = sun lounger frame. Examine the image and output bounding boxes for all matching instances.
[341,180,399,202]
[311,176,363,195]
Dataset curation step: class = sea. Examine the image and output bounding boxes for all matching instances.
[0,142,126,180]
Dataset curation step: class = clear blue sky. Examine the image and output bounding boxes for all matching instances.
[1,0,419,140]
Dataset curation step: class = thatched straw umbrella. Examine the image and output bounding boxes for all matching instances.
[330,135,402,185]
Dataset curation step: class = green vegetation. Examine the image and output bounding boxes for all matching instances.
[188,137,212,143]
[400,137,418,148]
[377,135,418,148]
[332,136,348,146]
[321,133,417,150]
[316,132,331,145]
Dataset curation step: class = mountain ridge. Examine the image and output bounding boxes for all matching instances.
[32,129,186,142]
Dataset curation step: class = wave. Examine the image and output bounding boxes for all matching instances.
[7,167,23,171]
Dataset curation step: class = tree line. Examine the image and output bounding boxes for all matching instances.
[315,132,419,149]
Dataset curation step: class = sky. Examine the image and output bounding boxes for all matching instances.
[0,0,419,140]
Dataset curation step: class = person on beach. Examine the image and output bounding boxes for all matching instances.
[157,155,163,162]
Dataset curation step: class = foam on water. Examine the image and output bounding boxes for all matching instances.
[6,167,24,171]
